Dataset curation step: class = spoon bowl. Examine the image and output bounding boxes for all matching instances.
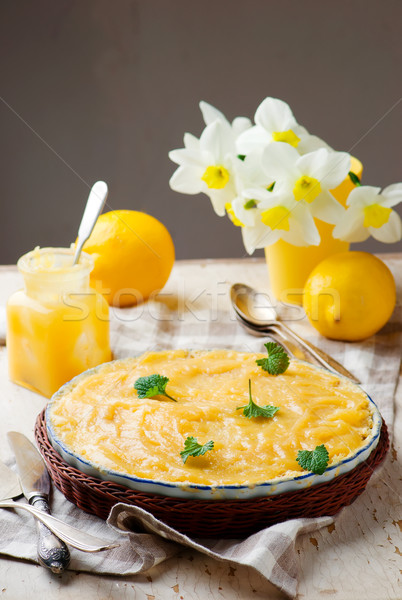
[231,283,277,326]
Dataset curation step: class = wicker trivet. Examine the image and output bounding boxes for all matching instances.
[35,410,389,538]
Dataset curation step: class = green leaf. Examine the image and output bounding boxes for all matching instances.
[236,380,280,419]
[134,374,177,401]
[256,342,289,375]
[267,182,275,191]
[244,199,257,210]
[296,444,329,475]
[237,154,246,161]
[180,436,215,464]
[348,171,361,187]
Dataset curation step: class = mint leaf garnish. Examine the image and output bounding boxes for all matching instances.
[180,436,214,464]
[134,374,177,401]
[256,342,289,375]
[296,444,329,475]
[236,379,280,419]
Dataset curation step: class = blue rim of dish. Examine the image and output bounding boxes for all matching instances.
[45,354,383,493]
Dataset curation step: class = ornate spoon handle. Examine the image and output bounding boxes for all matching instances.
[31,495,70,573]
[271,322,360,384]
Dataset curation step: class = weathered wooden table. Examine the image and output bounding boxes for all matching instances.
[0,256,401,599]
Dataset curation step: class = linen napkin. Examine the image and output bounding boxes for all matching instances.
[0,293,400,599]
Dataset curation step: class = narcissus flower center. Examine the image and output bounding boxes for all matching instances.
[293,175,321,203]
[261,206,290,231]
[202,165,230,189]
[272,130,300,148]
[243,199,257,210]
[363,203,392,228]
[225,202,244,227]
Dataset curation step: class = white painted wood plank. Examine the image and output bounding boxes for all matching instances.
[0,256,401,599]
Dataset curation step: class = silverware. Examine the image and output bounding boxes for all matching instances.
[236,315,310,361]
[2,436,119,555]
[230,282,360,384]
[73,181,108,265]
[7,431,70,573]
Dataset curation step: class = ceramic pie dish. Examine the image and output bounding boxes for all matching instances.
[46,349,382,501]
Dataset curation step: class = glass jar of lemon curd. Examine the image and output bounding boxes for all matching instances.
[7,247,112,398]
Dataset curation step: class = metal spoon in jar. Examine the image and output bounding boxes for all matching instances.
[73,181,108,265]
[230,282,360,384]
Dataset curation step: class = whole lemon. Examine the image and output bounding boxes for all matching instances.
[83,210,175,307]
[303,252,396,341]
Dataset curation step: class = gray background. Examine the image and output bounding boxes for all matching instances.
[1,0,401,264]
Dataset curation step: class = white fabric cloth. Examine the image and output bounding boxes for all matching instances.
[0,297,400,599]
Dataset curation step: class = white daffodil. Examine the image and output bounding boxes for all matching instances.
[235,185,321,254]
[236,97,331,156]
[224,151,275,228]
[169,119,240,216]
[260,142,350,225]
[229,142,350,253]
[199,100,252,139]
[169,102,252,217]
[333,184,402,243]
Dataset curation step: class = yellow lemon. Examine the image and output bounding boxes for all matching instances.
[83,210,175,307]
[303,252,396,341]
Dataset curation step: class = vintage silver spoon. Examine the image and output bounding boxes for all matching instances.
[230,282,360,384]
[0,462,119,553]
[236,315,311,361]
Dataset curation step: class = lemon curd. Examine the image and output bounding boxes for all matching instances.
[48,349,374,486]
[7,247,112,398]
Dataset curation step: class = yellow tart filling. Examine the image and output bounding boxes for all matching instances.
[48,349,374,486]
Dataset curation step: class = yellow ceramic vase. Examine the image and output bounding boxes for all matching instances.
[264,157,363,304]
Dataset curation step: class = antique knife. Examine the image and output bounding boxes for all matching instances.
[7,431,70,574]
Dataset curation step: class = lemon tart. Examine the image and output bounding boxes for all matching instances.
[46,349,381,500]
